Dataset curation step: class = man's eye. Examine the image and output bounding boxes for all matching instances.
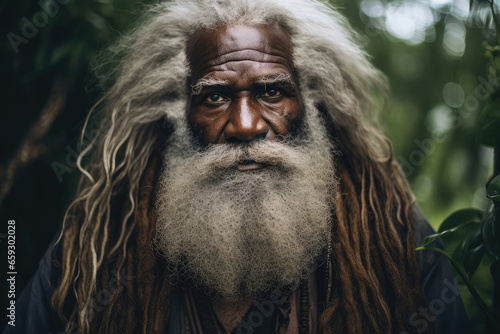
[261,88,284,102]
[204,93,226,104]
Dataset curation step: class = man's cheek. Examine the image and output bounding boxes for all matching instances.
[187,118,208,144]
[202,120,228,144]
[279,99,303,133]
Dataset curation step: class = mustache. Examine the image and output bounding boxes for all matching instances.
[182,140,307,174]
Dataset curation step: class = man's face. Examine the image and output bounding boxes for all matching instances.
[154,23,336,301]
[187,24,303,166]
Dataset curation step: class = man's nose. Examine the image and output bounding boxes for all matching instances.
[224,97,272,143]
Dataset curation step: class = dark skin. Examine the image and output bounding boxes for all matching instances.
[185,24,304,331]
[187,23,304,171]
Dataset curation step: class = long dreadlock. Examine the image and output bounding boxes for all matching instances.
[52,1,434,333]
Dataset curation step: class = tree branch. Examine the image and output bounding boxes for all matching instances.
[0,78,71,207]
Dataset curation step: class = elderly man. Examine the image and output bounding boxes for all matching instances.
[5,0,470,333]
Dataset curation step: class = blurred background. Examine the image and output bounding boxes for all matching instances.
[0,0,497,332]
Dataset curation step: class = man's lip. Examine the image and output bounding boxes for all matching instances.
[236,160,267,171]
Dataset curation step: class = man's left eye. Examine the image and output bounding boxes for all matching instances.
[262,88,283,101]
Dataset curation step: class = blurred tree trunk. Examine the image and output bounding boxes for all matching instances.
[0,78,71,207]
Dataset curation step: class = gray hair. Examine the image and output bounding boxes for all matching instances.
[58,1,390,331]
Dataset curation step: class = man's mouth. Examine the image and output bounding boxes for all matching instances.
[236,160,267,171]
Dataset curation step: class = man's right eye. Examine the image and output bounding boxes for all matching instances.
[204,93,227,105]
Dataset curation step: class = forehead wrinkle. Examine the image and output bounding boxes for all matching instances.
[197,60,291,79]
[213,49,290,62]
[187,24,295,87]
[203,49,288,65]
[199,50,291,74]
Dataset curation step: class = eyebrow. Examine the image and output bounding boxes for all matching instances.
[190,73,297,96]
[191,78,231,96]
[255,73,296,88]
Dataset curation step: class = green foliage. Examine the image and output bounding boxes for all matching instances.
[478,99,500,147]
[420,209,486,278]
[441,209,486,278]
[415,246,495,326]
[438,208,484,233]
[487,175,500,201]
[418,206,499,329]
[483,205,500,260]
[461,224,487,278]
[5,0,153,78]
[417,1,500,331]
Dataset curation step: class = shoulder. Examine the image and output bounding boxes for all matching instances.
[3,236,64,334]
[411,205,441,278]
[410,205,472,334]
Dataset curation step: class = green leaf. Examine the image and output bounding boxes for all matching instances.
[478,99,500,147]
[438,208,483,233]
[491,260,500,282]
[416,246,495,324]
[482,208,500,260]
[420,221,476,247]
[420,232,448,248]
[454,224,485,278]
[487,175,500,201]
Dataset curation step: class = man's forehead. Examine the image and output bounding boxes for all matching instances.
[186,23,295,81]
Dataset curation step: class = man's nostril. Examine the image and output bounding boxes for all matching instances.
[253,132,267,141]
[226,131,268,144]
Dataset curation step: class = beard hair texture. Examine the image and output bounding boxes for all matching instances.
[154,102,337,302]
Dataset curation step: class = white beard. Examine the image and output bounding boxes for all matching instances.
[154,102,337,301]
